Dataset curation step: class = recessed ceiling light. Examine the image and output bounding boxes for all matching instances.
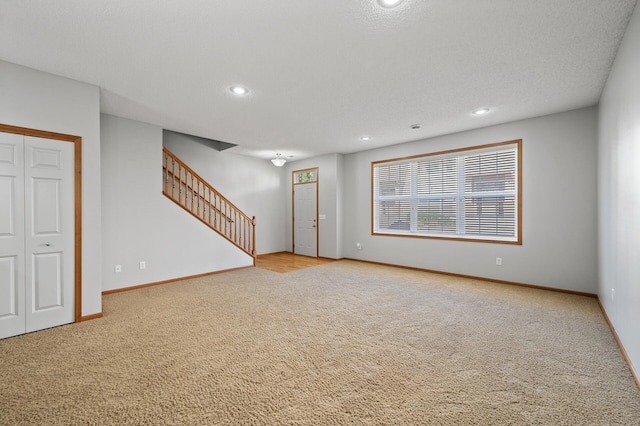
[230,85,249,95]
[472,108,491,116]
[360,136,370,141]
[378,0,404,8]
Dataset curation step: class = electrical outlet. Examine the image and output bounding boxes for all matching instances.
[139,261,146,270]
[356,242,362,250]
[496,257,502,266]
[114,264,122,273]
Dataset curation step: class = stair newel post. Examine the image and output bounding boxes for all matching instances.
[252,216,257,266]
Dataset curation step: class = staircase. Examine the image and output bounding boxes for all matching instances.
[162,147,256,263]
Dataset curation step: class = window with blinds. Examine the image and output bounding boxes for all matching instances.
[372,140,521,244]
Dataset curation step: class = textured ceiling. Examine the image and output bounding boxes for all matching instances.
[0,0,637,161]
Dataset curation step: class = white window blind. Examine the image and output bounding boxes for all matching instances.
[372,140,521,243]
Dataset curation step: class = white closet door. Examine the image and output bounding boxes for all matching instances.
[0,132,26,339]
[24,136,74,333]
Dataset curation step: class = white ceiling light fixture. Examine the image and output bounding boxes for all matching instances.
[271,153,287,167]
[378,0,404,8]
[360,136,370,141]
[230,85,249,96]
[472,107,491,116]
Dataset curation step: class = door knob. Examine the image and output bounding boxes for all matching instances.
[44,242,52,247]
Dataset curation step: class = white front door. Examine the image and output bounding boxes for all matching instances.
[0,133,75,339]
[294,182,317,257]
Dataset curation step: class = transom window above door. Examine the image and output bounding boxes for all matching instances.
[294,169,318,183]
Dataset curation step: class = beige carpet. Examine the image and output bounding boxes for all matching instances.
[1,260,639,425]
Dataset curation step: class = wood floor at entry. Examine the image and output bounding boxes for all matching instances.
[256,252,334,273]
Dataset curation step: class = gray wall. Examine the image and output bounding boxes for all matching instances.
[284,153,345,259]
[343,107,598,294]
[0,60,102,317]
[163,131,286,256]
[101,115,261,292]
[598,2,640,379]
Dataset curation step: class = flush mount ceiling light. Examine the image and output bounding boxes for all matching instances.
[360,136,370,141]
[230,85,249,96]
[378,0,404,8]
[271,153,287,167]
[472,107,491,116]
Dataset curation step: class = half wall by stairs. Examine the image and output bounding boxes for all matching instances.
[162,147,256,263]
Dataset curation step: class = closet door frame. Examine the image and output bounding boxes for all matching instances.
[0,124,82,323]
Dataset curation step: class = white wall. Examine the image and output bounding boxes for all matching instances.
[163,131,286,256]
[0,60,102,317]
[284,153,345,259]
[344,107,598,294]
[101,115,261,291]
[598,2,640,379]
[336,154,345,259]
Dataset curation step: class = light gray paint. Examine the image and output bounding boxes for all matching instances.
[0,60,102,317]
[284,154,344,259]
[598,2,640,379]
[163,131,285,256]
[335,154,345,259]
[344,107,598,294]
[101,115,257,292]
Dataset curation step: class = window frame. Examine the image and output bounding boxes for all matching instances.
[371,139,522,245]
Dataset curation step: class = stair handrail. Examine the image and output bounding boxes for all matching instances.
[162,147,256,264]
